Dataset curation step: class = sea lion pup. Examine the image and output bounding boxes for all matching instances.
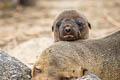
[52,10,91,42]
[32,49,87,80]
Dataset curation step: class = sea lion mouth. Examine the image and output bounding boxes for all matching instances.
[63,35,76,40]
[64,35,74,38]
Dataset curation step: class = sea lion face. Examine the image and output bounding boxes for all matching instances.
[56,18,88,41]
[32,63,84,80]
[52,10,91,42]
[32,54,85,80]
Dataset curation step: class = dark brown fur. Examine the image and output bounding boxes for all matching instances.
[52,10,91,42]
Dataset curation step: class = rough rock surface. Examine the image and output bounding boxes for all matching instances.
[76,74,101,80]
[0,51,31,80]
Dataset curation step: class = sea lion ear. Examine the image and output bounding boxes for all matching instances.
[83,68,88,75]
[52,26,54,32]
[88,22,91,29]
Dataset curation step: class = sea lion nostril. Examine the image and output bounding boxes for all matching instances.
[64,27,71,33]
[65,28,71,32]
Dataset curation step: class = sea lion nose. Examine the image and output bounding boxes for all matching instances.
[64,27,72,33]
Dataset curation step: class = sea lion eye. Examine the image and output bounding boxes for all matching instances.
[76,21,84,27]
[60,77,70,80]
[56,21,61,27]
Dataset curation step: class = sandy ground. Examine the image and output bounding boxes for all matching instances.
[0,0,120,66]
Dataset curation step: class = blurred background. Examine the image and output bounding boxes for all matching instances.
[0,0,120,67]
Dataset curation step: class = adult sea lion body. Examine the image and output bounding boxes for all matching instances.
[52,10,91,42]
[32,30,120,80]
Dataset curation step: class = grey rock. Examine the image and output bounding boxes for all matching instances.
[0,51,31,80]
[76,74,101,80]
